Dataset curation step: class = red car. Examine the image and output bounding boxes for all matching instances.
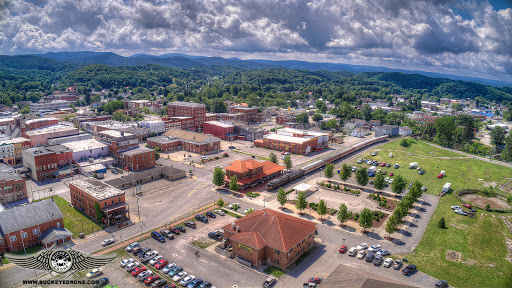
[155,259,169,269]
[309,277,323,284]
[437,173,443,178]
[131,266,146,276]
[389,172,394,176]
[338,245,347,253]
[144,275,160,286]
[463,204,471,208]
[380,162,386,167]
[169,227,180,235]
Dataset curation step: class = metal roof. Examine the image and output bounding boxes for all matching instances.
[0,199,64,235]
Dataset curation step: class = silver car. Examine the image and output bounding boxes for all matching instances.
[162,263,177,274]
[120,258,134,267]
[137,270,153,281]
[125,262,140,271]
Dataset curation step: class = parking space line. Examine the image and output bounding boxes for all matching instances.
[188,182,209,197]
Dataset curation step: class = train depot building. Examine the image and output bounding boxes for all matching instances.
[254,128,330,155]
[224,159,285,190]
[222,208,317,269]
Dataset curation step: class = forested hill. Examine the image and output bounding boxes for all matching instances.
[0,53,511,107]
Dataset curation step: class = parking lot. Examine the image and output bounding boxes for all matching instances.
[117,212,267,288]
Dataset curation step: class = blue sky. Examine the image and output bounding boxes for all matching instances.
[0,0,511,82]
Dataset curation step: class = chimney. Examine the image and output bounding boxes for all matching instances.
[231,222,235,230]
[236,226,240,232]
[263,212,266,216]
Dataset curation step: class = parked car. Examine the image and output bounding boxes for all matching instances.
[155,259,169,269]
[372,152,377,156]
[162,263,177,274]
[356,243,367,250]
[384,177,390,183]
[394,164,400,169]
[169,266,184,277]
[388,172,394,176]
[101,238,116,246]
[357,159,363,164]
[383,258,394,268]
[206,211,216,218]
[151,279,168,288]
[176,226,186,233]
[180,275,196,287]
[208,232,223,241]
[169,227,181,235]
[132,267,147,277]
[86,268,103,278]
[357,250,366,259]
[373,254,384,266]
[149,255,163,266]
[137,248,151,258]
[380,162,386,167]
[450,206,461,210]
[262,277,277,288]
[198,281,212,288]
[172,271,187,281]
[393,259,403,270]
[455,209,467,216]
[145,275,160,286]
[435,280,449,288]
[93,278,109,288]
[385,163,390,167]
[201,156,208,160]
[348,247,358,256]
[368,245,381,252]
[160,230,175,240]
[214,210,225,216]
[120,258,135,267]
[126,242,140,252]
[184,221,196,228]
[151,231,166,243]
[187,279,203,288]
[132,247,142,255]
[462,204,471,208]
[137,270,153,281]
[351,166,357,172]
[338,245,347,253]
[125,262,140,272]
[365,252,376,262]
[402,264,417,275]
[418,170,425,175]
[421,186,427,191]
[377,249,390,256]
[309,277,323,284]
[195,215,208,223]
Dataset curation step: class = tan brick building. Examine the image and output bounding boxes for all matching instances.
[147,129,220,154]
[69,177,129,227]
[222,209,317,269]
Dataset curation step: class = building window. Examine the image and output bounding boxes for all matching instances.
[21,232,28,239]
[33,229,39,235]
[0,239,3,245]
[10,235,16,242]
[274,249,280,255]
[56,222,61,228]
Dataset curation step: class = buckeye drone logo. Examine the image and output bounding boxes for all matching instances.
[6,249,116,274]
[50,250,72,273]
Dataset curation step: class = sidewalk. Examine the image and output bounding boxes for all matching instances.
[0,263,15,272]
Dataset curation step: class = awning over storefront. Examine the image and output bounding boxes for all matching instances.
[101,202,128,213]
[39,228,73,245]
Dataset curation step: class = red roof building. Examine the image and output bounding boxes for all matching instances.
[222,208,317,268]
[224,159,285,189]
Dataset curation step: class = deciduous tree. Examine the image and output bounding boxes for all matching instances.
[277,188,287,208]
[337,203,350,226]
[295,191,308,214]
[212,167,225,189]
[317,199,327,220]
[340,164,351,181]
[359,208,373,233]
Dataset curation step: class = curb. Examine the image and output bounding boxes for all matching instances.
[0,262,15,272]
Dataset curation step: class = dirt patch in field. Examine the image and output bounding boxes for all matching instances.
[461,194,511,209]
[446,250,462,262]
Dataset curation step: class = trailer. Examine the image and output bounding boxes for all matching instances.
[442,182,451,193]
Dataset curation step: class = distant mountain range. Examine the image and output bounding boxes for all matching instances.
[18,51,510,87]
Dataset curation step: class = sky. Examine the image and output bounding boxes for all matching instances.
[0,0,511,82]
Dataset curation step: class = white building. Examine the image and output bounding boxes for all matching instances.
[61,139,109,162]
[351,128,369,138]
[139,120,165,134]
[0,142,15,165]
[276,127,330,147]
[399,126,413,136]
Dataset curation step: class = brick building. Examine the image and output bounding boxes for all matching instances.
[24,117,59,131]
[97,130,139,157]
[119,147,156,171]
[0,142,14,165]
[22,125,79,147]
[72,115,112,127]
[147,129,221,154]
[124,100,160,112]
[22,145,73,181]
[254,132,322,155]
[163,117,195,131]
[0,198,72,252]
[276,114,297,125]
[203,121,236,140]
[228,107,259,122]
[224,159,285,190]
[0,162,27,203]
[167,101,206,130]
[69,177,129,227]
[222,209,317,268]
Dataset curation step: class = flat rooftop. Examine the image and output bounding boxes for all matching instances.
[263,133,313,144]
[70,177,124,200]
[204,121,235,128]
[146,135,181,144]
[121,147,154,156]
[61,139,108,152]
[25,117,58,124]
[99,130,136,138]
[24,125,77,136]
[168,101,205,108]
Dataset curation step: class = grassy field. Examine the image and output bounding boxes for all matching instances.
[352,139,512,287]
[357,139,512,195]
[53,195,103,238]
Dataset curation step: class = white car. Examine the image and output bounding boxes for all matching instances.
[125,262,139,271]
[86,268,103,278]
[451,206,461,210]
[357,250,366,259]
[173,271,187,282]
[137,270,153,281]
[455,209,467,216]
[201,156,208,160]
[356,243,368,250]
[383,258,394,268]
[214,210,225,216]
[228,203,239,209]
[352,166,357,172]
[120,258,134,267]
[377,249,390,256]
[389,178,394,184]
[384,177,390,183]
[149,255,163,266]
[348,247,358,256]
[372,152,377,156]
[180,275,195,286]
[368,245,381,252]
[101,238,115,246]
[162,263,177,274]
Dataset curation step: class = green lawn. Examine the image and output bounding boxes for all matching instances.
[264,266,285,278]
[12,245,41,255]
[352,139,512,287]
[53,195,103,238]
